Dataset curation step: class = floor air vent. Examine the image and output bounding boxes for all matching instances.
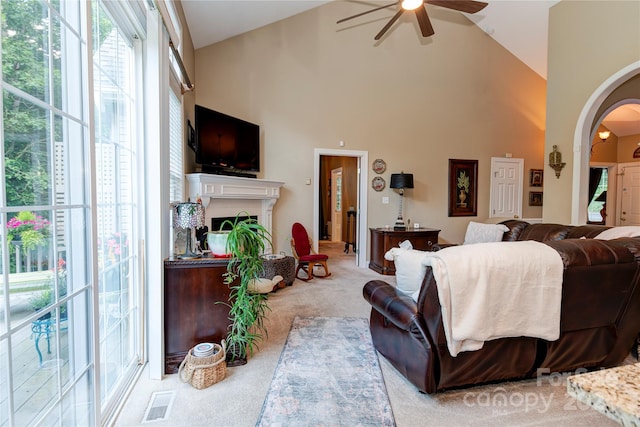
[142,391,175,423]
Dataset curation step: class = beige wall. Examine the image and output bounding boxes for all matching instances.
[174,1,197,179]
[192,1,547,252]
[590,126,618,163]
[544,1,640,224]
[617,134,640,163]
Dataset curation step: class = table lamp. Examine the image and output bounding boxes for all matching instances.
[173,202,206,259]
[390,172,414,231]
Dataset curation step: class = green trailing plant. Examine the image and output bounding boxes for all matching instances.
[220,213,273,363]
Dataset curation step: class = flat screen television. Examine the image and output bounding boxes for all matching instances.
[194,105,260,173]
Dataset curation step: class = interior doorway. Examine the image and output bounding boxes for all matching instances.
[314,149,369,267]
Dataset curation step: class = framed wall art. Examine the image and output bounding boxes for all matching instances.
[529,191,543,206]
[530,169,543,187]
[448,159,478,217]
[187,120,196,152]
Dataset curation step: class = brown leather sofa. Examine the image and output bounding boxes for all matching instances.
[363,221,640,393]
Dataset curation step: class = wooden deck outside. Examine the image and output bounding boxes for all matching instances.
[0,314,70,426]
[1,271,70,426]
[1,271,126,425]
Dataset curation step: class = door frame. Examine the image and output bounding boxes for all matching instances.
[314,149,368,267]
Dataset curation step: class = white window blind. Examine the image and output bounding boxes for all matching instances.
[169,89,183,203]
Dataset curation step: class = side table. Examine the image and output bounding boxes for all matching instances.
[369,227,440,275]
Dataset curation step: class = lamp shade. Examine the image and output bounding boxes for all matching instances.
[173,202,206,229]
[390,173,414,189]
[595,191,607,202]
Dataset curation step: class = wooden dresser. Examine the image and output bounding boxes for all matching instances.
[163,257,234,374]
[369,227,440,275]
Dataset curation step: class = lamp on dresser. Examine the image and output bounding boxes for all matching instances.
[390,172,414,231]
[173,202,206,259]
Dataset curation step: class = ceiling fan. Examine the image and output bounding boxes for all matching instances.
[337,0,488,41]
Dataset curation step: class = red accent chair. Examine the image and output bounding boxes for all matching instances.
[290,222,331,281]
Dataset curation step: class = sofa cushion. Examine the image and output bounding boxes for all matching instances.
[384,248,429,299]
[463,221,509,245]
[500,220,531,241]
[566,225,611,239]
[594,226,640,240]
[517,223,572,241]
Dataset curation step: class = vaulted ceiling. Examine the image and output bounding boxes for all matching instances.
[181,0,640,137]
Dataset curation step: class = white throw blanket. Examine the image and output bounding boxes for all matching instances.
[422,240,563,357]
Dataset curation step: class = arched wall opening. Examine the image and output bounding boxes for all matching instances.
[572,62,640,225]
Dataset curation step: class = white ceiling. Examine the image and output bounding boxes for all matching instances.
[181,0,640,137]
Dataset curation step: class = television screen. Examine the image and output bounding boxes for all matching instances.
[194,105,260,172]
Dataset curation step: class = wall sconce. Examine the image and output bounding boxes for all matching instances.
[591,130,611,154]
[548,145,566,179]
[390,172,414,230]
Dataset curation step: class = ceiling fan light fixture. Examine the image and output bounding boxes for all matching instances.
[401,0,423,11]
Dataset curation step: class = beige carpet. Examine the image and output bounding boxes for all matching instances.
[115,242,620,426]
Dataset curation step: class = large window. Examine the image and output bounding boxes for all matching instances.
[92,1,141,414]
[588,168,608,223]
[1,1,93,425]
[1,0,145,424]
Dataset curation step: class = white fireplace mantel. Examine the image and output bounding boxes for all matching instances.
[186,173,284,239]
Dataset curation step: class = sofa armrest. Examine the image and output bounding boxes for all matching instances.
[363,280,418,331]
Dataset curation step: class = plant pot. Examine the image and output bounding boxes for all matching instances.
[36,310,51,321]
[207,231,231,257]
[225,342,247,366]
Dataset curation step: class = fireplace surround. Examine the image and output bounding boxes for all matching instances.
[186,173,285,252]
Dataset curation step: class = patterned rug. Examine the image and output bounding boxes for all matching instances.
[256,316,395,426]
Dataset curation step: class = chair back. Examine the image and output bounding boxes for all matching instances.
[291,222,312,257]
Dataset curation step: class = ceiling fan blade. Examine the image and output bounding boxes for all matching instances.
[374,9,405,40]
[425,0,488,14]
[415,6,435,37]
[337,1,399,24]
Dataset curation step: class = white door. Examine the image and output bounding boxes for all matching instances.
[619,164,640,225]
[331,168,343,242]
[490,158,524,219]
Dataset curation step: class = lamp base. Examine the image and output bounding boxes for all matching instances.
[394,217,406,231]
[177,252,202,260]
[177,227,201,259]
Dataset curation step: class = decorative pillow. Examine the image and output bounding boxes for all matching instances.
[463,221,509,245]
[384,247,429,299]
[594,226,640,240]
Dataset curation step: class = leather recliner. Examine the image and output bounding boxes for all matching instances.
[364,221,640,393]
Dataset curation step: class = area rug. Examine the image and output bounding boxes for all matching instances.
[256,316,395,426]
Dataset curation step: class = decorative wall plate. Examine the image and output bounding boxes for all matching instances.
[372,176,386,191]
[372,159,386,174]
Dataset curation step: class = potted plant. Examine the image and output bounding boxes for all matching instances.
[220,213,273,365]
[6,211,50,253]
[30,258,67,320]
[457,170,470,207]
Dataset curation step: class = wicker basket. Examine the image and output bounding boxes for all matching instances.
[178,341,226,389]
